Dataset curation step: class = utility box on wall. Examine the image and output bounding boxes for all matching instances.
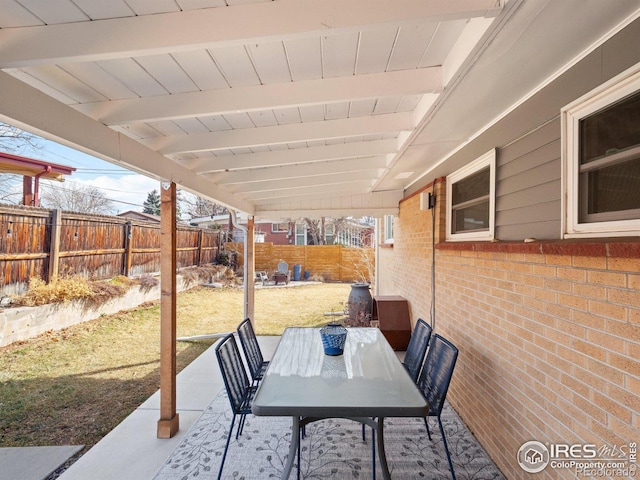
[372,295,411,350]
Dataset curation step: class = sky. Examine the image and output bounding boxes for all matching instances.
[3,132,164,214]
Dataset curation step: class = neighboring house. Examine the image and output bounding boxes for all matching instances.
[0,151,75,207]
[117,210,161,223]
[190,214,373,247]
[378,15,640,478]
[189,213,268,243]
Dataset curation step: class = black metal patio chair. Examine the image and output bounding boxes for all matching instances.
[362,318,432,477]
[402,317,433,382]
[237,318,270,386]
[215,333,258,480]
[417,333,459,480]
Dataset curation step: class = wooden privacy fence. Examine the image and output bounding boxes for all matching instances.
[0,204,223,294]
[225,242,374,283]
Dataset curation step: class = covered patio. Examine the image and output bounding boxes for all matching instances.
[0,0,508,442]
[54,335,502,480]
[1,1,639,479]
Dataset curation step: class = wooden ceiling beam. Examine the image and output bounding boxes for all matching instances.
[75,68,441,125]
[189,139,397,173]
[143,113,413,154]
[206,156,388,185]
[0,0,501,68]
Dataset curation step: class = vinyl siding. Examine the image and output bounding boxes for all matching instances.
[496,120,561,240]
[407,17,640,242]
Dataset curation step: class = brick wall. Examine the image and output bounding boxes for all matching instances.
[378,180,640,479]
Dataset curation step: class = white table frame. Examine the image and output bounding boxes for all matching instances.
[252,327,428,480]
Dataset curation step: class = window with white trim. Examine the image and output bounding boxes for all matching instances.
[271,222,289,233]
[383,215,394,243]
[446,149,496,241]
[563,65,640,237]
[295,223,307,245]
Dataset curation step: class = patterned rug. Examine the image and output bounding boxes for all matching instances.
[153,391,504,480]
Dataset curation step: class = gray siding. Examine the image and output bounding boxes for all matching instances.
[495,119,561,240]
[419,17,640,241]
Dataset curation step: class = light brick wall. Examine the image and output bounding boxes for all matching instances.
[378,181,640,479]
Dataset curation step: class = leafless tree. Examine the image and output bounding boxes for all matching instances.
[0,174,23,204]
[301,217,359,245]
[183,194,228,219]
[0,123,40,153]
[330,218,351,245]
[40,182,115,214]
[0,124,43,205]
[303,217,325,245]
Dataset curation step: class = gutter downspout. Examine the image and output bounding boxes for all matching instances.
[33,166,51,207]
[229,209,249,320]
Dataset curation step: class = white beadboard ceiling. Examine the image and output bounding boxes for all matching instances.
[0,0,638,219]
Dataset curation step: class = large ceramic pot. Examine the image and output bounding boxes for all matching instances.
[347,283,373,325]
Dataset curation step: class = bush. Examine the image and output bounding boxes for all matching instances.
[14,276,95,306]
[90,282,127,303]
[180,265,237,287]
[215,251,230,266]
[137,274,159,290]
[110,275,136,287]
[12,275,130,307]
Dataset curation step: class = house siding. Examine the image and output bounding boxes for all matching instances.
[496,118,561,241]
[406,18,640,238]
[379,18,640,480]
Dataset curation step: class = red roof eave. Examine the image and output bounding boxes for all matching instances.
[0,151,76,180]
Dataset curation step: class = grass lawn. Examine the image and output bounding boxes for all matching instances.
[0,282,350,450]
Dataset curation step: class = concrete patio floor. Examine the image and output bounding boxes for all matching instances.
[0,445,83,480]
[56,335,281,480]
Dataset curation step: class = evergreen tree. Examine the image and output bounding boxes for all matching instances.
[143,189,161,215]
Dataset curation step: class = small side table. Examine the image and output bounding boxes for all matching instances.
[372,295,411,350]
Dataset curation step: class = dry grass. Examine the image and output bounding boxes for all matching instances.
[177,283,350,336]
[12,276,96,306]
[12,275,133,307]
[0,282,350,450]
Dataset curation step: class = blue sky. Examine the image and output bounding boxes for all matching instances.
[5,133,162,214]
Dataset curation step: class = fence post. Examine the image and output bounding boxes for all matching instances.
[124,221,133,276]
[47,209,62,282]
[196,229,203,266]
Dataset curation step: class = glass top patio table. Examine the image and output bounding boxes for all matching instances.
[252,327,428,480]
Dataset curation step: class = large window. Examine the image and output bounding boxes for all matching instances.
[295,223,307,245]
[446,149,495,241]
[563,65,640,237]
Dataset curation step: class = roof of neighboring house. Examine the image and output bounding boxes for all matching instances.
[117,210,161,222]
[0,151,76,181]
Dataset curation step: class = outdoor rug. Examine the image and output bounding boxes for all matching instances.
[153,390,504,480]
